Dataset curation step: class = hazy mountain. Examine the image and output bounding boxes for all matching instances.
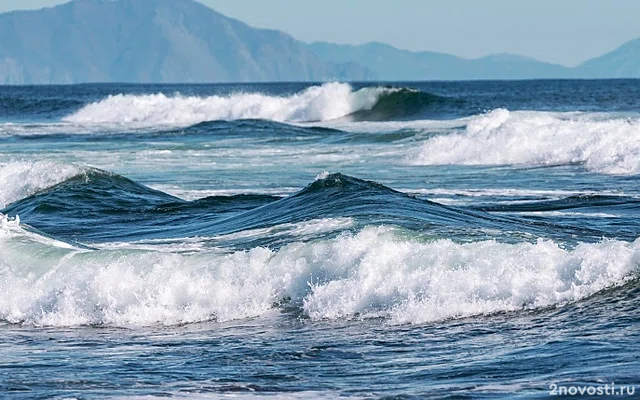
[1,0,639,84]
[576,38,640,78]
[0,0,374,84]
[307,42,571,81]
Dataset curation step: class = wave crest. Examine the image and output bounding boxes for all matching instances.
[62,84,457,128]
[1,221,637,327]
[0,161,82,208]
[63,83,380,127]
[410,109,640,175]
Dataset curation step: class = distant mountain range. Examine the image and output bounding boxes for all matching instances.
[0,0,373,84]
[310,40,640,81]
[308,42,572,81]
[0,0,639,84]
[577,38,640,78]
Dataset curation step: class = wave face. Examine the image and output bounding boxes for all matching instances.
[1,215,637,327]
[1,168,486,244]
[410,109,640,174]
[0,90,83,118]
[3,165,636,328]
[61,83,459,128]
[346,88,462,121]
[2,167,281,244]
[4,166,615,246]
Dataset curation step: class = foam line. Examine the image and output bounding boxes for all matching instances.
[1,223,637,326]
[63,83,392,127]
[410,109,640,175]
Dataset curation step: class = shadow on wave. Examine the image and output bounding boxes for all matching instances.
[345,88,466,121]
[471,195,640,242]
[472,195,640,213]
[3,119,350,144]
[0,95,84,118]
[159,119,424,144]
[2,169,279,244]
[2,170,611,247]
[170,119,345,141]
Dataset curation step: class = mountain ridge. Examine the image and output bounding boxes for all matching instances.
[0,0,374,84]
[306,41,571,81]
[0,0,639,84]
[308,39,640,80]
[576,38,640,78]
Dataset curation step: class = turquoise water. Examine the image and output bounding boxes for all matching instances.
[1,81,639,398]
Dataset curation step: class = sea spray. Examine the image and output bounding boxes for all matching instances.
[63,83,386,126]
[1,224,637,326]
[411,109,640,174]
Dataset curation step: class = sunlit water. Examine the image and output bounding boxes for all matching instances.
[1,80,639,399]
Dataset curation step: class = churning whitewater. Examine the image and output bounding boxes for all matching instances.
[63,83,398,126]
[1,176,637,327]
[6,82,639,174]
[411,108,640,175]
[1,80,640,399]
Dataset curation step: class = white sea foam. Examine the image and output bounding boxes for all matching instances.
[0,214,75,249]
[1,221,637,327]
[315,170,331,180]
[63,83,392,127]
[410,109,640,175]
[0,161,82,208]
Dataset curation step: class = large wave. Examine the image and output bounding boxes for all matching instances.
[1,163,638,327]
[3,161,634,248]
[6,163,612,246]
[63,83,376,126]
[346,88,460,121]
[0,165,500,243]
[0,215,637,326]
[62,83,456,127]
[0,161,82,208]
[410,109,640,175]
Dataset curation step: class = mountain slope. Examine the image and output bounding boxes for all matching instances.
[576,38,640,78]
[1,0,639,84]
[0,0,374,84]
[308,42,571,81]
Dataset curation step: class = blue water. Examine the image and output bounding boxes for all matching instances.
[0,80,639,399]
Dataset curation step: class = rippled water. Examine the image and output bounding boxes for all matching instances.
[1,80,639,399]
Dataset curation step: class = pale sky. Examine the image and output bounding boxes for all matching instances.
[2,0,640,67]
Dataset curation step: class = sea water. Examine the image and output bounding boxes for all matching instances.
[0,80,639,398]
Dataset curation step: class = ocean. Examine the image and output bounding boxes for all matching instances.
[0,80,639,399]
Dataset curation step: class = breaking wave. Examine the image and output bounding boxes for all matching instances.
[62,83,458,127]
[0,215,638,327]
[410,109,640,175]
[0,161,638,327]
[0,161,82,208]
[0,165,503,244]
[346,88,461,121]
